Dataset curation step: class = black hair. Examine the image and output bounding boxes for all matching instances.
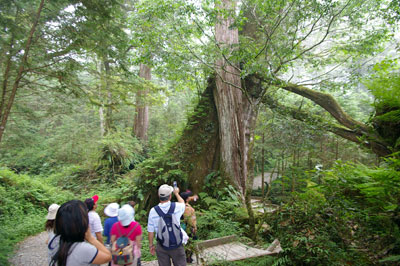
[50,200,88,266]
[159,195,171,201]
[84,198,94,211]
[45,219,55,231]
[180,191,193,202]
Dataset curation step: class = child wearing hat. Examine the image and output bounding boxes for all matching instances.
[45,203,60,244]
[110,204,142,266]
[103,203,119,245]
[85,194,104,244]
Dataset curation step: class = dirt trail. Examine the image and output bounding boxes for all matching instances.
[9,232,48,266]
[9,232,108,266]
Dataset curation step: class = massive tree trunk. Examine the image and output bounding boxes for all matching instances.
[0,0,45,144]
[214,0,262,239]
[133,63,150,142]
[215,0,248,195]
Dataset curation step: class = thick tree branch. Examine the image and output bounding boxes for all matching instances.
[281,82,369,132]
[263,94,392,157]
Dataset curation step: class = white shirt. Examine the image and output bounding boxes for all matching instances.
[88,211,103,237]
[147,201,185,233]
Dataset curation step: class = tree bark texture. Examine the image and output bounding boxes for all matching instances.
[214,0,262,239]
[133,63,150,141]
[214,0,261,197]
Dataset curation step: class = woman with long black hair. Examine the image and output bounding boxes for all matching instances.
[48,200,111,266]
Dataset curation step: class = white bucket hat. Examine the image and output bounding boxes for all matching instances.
[118,204,135,226]
[46,204,60,220]
[104,202,119,217]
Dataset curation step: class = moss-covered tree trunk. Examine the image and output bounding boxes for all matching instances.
[137,1,264,240]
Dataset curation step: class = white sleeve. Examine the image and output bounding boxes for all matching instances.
[92,213,103,233]
[175,202,186,219]
[147,208,156,233]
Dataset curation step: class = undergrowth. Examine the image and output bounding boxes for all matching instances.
[263,157,400,265]
[0,168,74,265]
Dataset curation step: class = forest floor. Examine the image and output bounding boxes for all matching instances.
[10,231,48,266]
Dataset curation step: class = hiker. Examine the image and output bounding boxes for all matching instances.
[85,194,104,244]
[45,203,60,245]
[48,200,112,266]
[180,191,198,263]
[104,203,120,246]
[110,204,142,266]
[180,191,198,237]
[148,184,186,266]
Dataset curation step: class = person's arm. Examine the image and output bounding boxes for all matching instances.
[191,212,197,234]
[85,228,111,264]
[110,235,116,244]
[148,232,156,255]
[135,234,142,249]
[174,187,184,204]
[95,232,104,244]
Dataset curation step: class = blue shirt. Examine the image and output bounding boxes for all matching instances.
[103,216,118,244]
[147,201,185,233]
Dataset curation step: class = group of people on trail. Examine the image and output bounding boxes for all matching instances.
[45,184,198,266]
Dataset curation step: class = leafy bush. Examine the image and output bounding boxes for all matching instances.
[97,130,144,179]
[264,158,400,265]
[0,168,74,265]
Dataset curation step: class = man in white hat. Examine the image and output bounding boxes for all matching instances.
[147,184,186,266]
[103,202,120,245]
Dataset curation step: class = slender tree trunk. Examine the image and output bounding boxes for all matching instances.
[261,133,265,198]
[291,150,296,192]
[0,30,16,119]
[0,0,45,144]
[104,60,113,133]
[99,106,105,137]
[335,136,339,160]
[281,153,285,194]
[133,63,150,141]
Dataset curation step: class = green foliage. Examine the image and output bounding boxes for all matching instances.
[265,158,400,265]
[97,130,144,179]
[0,168,74,265]
[363,59,400,149]
[196,199,244,240]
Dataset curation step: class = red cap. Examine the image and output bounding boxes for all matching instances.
[92,194,99,203]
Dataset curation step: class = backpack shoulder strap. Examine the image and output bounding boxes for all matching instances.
[154,202,175,217]
[126,222,139,238]
[167,202,175,214]
[116,222,123,236]
[154,205,165,217]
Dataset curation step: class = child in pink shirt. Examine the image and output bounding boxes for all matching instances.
[110,204,142,266]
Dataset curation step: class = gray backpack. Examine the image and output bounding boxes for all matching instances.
[154,202,183,249]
